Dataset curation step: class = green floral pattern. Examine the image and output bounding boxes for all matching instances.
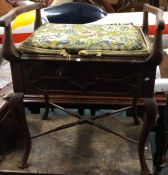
[19,23,150,56]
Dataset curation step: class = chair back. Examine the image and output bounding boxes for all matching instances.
[44,2,107,24]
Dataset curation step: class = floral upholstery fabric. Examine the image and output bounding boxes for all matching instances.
[18,23,150,57]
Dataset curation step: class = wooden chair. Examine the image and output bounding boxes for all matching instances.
[0,0,18,63]
[44,2,107,24]
[73,0,130,12]
[0,1,165,175]
[117,0,159,12]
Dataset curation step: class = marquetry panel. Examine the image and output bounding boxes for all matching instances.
[21,60,148,97]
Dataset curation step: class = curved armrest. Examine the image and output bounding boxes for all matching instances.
[143,4,164,31]
[0,1,43,27]
[143,4,165,65]
[0,1,43,62]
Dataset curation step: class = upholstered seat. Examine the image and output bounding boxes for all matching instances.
[19,23,150,57]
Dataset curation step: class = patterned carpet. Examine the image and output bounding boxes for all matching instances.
[0,113,153,175]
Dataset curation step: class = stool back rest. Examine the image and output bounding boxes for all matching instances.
[44,2,107,24]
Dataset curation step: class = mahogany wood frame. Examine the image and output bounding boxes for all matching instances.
[0,1,165,175]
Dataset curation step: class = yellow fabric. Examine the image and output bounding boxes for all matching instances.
[18,23,151,58]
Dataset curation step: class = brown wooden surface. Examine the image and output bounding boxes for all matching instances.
[0,51,168,112]
[0,0,16,17]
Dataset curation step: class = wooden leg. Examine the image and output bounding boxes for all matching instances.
[90,108,96,116]
[154,126,168,171]
[154,95,168,171]
[9,93,31,169]
[42,94,50,120]
[132,97,141,125]
[139,98,157,175]
[78,107,84,115]
[28,106,40,114]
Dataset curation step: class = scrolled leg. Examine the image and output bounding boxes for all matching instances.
[9,93,31,168]
[154,96,168,172]
[154,127,168,171]
[139,98,158,175]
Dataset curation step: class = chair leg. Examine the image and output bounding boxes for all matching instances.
[139,98,157,175]
[154,94,168,171]
[78,107,96,116]
[90,108,96,116]
[154,129,168,171]
[42,94,50,120]
[132,96,141,125]
[51,106,55,112]
[78,107,84,115]
[8,93,31,168]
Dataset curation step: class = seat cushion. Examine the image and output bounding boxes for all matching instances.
[18,23,151,58]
